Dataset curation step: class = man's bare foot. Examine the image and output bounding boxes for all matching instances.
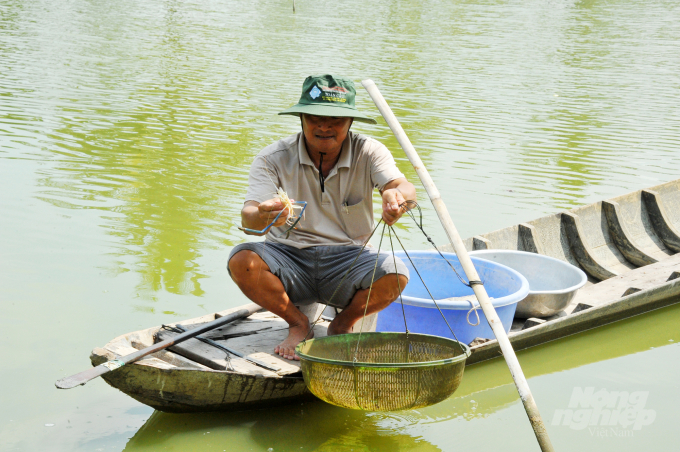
[274,321,313,360]
[326,318,354,336]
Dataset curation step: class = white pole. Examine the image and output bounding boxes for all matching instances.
[362,79,555,452]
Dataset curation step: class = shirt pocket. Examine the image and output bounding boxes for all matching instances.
[341,199,373,240]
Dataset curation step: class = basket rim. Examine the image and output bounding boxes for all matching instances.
[295,332,471,368]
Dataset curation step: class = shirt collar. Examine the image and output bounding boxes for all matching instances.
[297,131,353,169]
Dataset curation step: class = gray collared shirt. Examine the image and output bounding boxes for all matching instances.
[244,131,405,248]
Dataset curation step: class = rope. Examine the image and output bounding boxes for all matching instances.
[301,218,385,343]
[388,226,409,336]
[466,300,481,326]
[302,199,480,357]
[400,200,483,326]
[352,222,387,363]
[388,226,468,355]
[402,200,483,289]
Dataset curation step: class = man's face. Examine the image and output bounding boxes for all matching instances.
[301,114,353,155]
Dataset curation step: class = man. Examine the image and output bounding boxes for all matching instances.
[228,75,416,360]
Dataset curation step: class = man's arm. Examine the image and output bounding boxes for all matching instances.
[241,199,292,236]
[380,178,416,226]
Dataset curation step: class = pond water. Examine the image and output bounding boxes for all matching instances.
[1,0,679,451]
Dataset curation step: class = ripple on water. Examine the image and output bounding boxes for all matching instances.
[1,0,679,282]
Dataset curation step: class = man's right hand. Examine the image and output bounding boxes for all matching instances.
[241,198,293,235]
[258,198,293,228]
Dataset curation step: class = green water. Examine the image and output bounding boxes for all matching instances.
[1,0,679,450]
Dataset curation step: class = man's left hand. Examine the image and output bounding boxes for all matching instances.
[382,188,407,226]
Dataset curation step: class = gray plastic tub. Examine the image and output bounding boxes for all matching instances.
[469,250,588,318]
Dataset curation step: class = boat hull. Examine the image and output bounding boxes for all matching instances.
[91,350,313,413]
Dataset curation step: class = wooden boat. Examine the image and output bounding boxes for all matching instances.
[91,178,680,412]
[91,304,380,413]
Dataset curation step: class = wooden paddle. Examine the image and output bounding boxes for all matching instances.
[55,303,262,389]
[362,80,555,452]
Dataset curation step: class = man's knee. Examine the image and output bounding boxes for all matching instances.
[228,250,269,282]
[375,273,408,301]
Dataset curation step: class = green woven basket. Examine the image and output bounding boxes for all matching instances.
[296,332,470,411]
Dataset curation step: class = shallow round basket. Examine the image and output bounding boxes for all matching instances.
[296,333,470,411]
[470,250,588,318]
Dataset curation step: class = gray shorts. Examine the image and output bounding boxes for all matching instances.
[228,242,410,309]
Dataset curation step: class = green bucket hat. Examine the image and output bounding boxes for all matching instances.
[279,74,377,124]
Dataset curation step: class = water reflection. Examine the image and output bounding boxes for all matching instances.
[38,106,227,299]
[124,402,442,452]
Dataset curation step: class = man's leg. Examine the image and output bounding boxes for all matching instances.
[327,273,408,336]
[228,250,312,360]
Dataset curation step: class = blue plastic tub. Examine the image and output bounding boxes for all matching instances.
[375,250,530,345]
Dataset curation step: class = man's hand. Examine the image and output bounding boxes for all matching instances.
[382,188,407,226]
[241,198,293,235]
[258,198,293,228]
[381,178,416,226]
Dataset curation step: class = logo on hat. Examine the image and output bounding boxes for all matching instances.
[309,85,321,99]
